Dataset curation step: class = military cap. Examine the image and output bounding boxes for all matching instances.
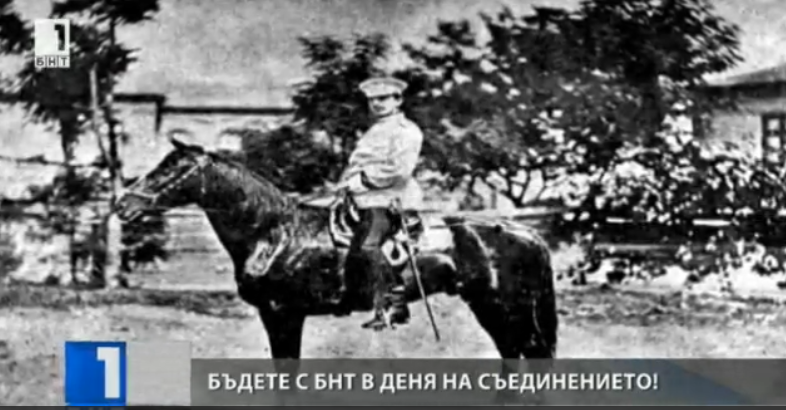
[359,77,407,98]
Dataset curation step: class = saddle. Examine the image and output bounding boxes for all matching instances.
[328,192,424,268]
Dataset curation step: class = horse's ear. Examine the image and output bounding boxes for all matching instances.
[170,135,188,150]
[169,134,204,154]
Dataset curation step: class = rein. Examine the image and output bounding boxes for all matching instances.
[124,155,207,203]
[120,154,302,218]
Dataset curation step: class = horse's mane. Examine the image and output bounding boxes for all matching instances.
[204,150,331,239]
[211,151,281,187]
[206,151,291,209]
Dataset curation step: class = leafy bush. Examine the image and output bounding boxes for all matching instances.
[23,170,170,275]
[120,208,169,273]
[555,129,786,285]
[119,176,170,273]
[26,168,109,235]
[0,227,22,279]
[231,125,341,194]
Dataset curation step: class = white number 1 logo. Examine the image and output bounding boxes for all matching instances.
[96,347,121,399]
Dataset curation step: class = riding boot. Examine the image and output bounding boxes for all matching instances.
[360,295,390,331]
[361,248,395,331]
[330,249,351,316]
[361,286,409,330]
[386,285,410,325]
[361,310,388,330]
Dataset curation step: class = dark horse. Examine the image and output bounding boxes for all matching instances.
[114,137,558,362]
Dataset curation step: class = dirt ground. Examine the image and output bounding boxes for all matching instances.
[3,248,786,405]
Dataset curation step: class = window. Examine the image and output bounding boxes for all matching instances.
[762,113,786,165]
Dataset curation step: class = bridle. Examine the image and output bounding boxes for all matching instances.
[122,154,210,208]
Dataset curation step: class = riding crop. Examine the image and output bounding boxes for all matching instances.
[392,198,441,342]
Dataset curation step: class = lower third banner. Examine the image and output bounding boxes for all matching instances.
[189,358,786,406]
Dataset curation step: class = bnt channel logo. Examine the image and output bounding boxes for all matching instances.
[34,19,70,69]
[64,341,127,406]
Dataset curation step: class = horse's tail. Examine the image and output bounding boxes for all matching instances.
[534,261,558,358]
[516,222,558,359]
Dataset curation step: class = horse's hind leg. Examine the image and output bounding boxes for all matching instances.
[518,290,559,405]
[467,294,557,405]
[467,299,522,358]
[466,298,528,405]
[521,288,558,361]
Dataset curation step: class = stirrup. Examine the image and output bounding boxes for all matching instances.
[384,288,410,326]
[361,310,389,331]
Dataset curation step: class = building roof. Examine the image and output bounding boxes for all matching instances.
[709,63,786,87]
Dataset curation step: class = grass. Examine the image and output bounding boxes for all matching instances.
[2,277,786,405]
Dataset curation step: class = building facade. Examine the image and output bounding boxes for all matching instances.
[699,63,786,165]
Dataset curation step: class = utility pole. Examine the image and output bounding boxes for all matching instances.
[88,64,107,287]
[87,17,123,289]
[103,16,124,288]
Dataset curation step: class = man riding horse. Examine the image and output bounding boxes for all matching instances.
[325,76,425,331]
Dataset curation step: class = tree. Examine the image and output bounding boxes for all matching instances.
[51,0,159,190]
[0,0,158,170]
[0,0,26,53]
[402,0,741,207]
[226,125,338,194]
[571,0,742,143]
[401,9,628,207]
[0,0,159,287]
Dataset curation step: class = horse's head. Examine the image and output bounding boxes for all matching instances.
[115,136,212,221]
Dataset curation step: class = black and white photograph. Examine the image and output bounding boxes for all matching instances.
[1,0,786,405]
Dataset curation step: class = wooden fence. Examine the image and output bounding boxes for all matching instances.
[158,205,784,257]
[6,200,783,262]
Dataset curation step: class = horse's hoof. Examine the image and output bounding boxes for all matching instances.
[331,301,352,317]
[361,322,388,331]
[361,317,389,331]
[388,308,410,326]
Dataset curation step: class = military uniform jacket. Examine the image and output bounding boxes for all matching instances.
[340,112,425,210]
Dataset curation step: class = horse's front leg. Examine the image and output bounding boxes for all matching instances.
[258,304,306,359]
[257,305,307,405]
